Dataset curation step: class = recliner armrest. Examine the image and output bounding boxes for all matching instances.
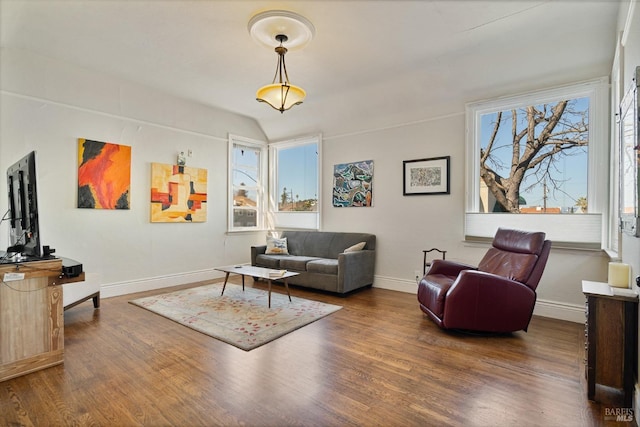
[427,259,476,278]
[448,270,533,295]
[443,270,536,332]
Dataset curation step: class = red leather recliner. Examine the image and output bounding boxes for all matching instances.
[417,228,551,333]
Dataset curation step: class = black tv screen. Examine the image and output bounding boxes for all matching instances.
[6,151,41,259]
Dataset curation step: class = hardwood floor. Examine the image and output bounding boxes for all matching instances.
[0,279,631,426]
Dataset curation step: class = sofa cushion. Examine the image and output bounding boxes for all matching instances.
[328,233,375,258]
[281,231,376,259]
[344,241,366,252]
[280,256,322,271]
[295,232,335,258]
[307,259,339,275]
[266,237,289,255]
[256,254,289,269]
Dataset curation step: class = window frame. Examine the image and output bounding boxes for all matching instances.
[609,44,622,255]
[228,134,267,232]
[465,78,610,248]
[268,134,322,230]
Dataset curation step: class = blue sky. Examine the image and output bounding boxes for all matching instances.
[277,143,318,201]
[479,97,589,210]
[264,97,589,210]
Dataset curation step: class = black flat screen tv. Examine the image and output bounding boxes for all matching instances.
[6,151,42,259]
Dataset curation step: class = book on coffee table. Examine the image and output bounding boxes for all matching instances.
[268,269,287,278]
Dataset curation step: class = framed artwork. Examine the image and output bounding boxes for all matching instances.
[150,163,208,222]
[332,160,374,207]
[403,156,450,195]
[77,138,131,209]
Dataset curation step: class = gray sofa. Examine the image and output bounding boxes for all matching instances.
[251,231,376,294]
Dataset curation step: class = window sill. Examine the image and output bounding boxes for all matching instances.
[226,229,268,235]
[463,237,605,252]
[603,248,621,261]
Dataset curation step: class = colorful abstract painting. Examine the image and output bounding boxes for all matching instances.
[332,160,374,207]
[150,163,207,222]
[77,138,131,209]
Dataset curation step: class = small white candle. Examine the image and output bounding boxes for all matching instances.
[608,262,631,288]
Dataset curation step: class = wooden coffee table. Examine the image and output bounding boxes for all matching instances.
[215,265,299,308]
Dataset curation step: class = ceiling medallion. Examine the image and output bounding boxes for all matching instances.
[248,10,315,50]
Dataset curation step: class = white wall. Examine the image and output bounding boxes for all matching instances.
[0,41,620,323]
[322,111,609,322]
[0,47,267,298]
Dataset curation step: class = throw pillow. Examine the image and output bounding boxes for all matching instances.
[344,241,366,252]
[266,237,289,254]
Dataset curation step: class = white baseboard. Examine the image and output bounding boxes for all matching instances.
[99,271,586,324]
[102,271,418,298]
[373,275,419,294]
[373,275,585,324]
[100,268,226,299]
[533,299,585,323]
[373,276,418,294]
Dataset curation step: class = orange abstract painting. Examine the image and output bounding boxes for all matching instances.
[150,163,207,222]
[77,139,131,209]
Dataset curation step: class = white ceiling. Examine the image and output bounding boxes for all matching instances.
[0,0,622,141]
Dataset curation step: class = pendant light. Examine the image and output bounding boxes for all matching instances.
[256,34,306,113]
[248,10,315,113]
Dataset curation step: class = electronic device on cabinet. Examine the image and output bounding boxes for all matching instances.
[3,151,43,262]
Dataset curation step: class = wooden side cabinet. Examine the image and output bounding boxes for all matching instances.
[0,259,65,382]
[583,280,638,407]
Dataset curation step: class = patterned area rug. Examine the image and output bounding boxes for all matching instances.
[129,282,342,351]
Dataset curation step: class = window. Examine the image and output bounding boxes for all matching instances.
[228,134,267,232]
[269,135,321,230]
[609,55,622,254]
[465,78,609,248]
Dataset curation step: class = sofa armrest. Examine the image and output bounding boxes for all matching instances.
[443,270,536,332]
[338,250,375,293]
[427,259,476,277]
[251,245,267,266]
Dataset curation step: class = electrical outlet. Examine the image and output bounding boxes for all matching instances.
[414,270,421,283]
[187,149,193,157]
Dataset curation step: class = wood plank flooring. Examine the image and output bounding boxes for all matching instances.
[0,278,631,426]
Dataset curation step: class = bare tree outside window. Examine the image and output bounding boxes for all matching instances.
[479,97,589,213]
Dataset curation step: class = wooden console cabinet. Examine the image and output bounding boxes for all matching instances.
[0,258,65,382]
[582,280,638,407]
